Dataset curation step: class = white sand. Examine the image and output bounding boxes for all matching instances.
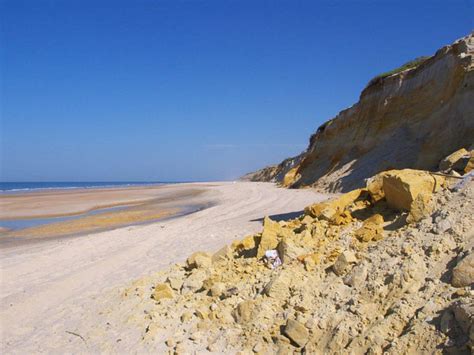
[0,182,329,353]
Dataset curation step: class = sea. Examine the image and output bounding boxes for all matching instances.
[0,181,167,193]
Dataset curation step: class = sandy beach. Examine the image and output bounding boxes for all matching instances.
[0,181,329,353]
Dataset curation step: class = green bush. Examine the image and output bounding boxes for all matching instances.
[367,56,430,87]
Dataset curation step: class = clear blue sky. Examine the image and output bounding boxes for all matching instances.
[1,0,472,182]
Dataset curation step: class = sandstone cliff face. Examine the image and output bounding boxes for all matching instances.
[246,32,474,192]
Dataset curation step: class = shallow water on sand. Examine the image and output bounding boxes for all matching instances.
[0,205,128,231]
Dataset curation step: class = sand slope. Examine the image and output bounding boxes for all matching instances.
[0,182,329,353]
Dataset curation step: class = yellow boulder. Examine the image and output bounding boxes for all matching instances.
[304,189,366,222]
[382,169,444,211]
[354,214,384,242]
[439,148,469,171]
[282,167,301,187]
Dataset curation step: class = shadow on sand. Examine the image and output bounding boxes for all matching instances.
[250,210,304,223]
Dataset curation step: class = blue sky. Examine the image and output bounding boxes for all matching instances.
[1,0,472,182]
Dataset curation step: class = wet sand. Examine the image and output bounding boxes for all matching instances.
[0,184,212,246]
[0,184,206,220]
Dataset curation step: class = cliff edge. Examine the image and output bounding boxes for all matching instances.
[245,32,474,192]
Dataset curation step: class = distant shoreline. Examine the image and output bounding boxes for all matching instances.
[0,181,188,194]
[0,183,218,246]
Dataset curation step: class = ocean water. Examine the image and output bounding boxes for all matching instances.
[0,181,167,193]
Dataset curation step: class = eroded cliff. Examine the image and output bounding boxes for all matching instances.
[246,32,474,192]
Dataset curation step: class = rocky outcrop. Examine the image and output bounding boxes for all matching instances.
[245,32,474,192]
[106,160,473,354]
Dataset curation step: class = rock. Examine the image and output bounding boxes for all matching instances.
[165,338,176,348]
[354,214,384,242]
[212,245,232,263]
[232,300,255,324]
[181,269,207,294]
[343,263,368,287]
[406,192,433,224]
[283,319,309,347]
[151,283,174,300]
[382,169,444,211]
[180,311,193,323]
[232,234,260,257]
[166,276,184,291]
[277,238,307,263]
[194,306,209,320]
[366,172,388,203]
[452,300,474,338]
[464,150,474,174]
[333,250,358,276]
[304,189,366,223]
[263,271,293,299]
[439,148,469,171]
[452,252,474,287]
[282,167,300,187]
[186,251,212,270]
[433,218,452,234]
[257,217,285,258]
[210,282,226,298]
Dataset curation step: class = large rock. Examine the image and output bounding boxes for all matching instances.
[366,172,389,203]
[282,167,300,187]
[382,169,444,211]
[304,189,366,222]
[256,217,288,258]
[452,252,474,287]
[439,148,470,171]
[283,319,309,347]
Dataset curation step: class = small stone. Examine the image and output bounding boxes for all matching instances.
[180,311,193,323]
[433,218,452,235]
[165,338,176,347]
[232,300,255,324]
[354,214,384,242]
[195,306,209,320]
[186,251,212,270]
[166,276,184,291]
[452,252,474,287]
[174,343,187,354]
[333,250,357,276]
[212,245,232,263]
[343,263,368,287]
[282,319,309,347]
[189,331,202,341]
[181,269,207,294]
[253,342,264,353]
[152,283,174,300]
[210,282,226,298]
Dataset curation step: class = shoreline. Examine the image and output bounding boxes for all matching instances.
[0,183,218,246]
[0,183,211,220]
